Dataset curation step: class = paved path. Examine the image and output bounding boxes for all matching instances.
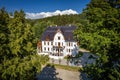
[37,66,80,80]
[49,59,68,65]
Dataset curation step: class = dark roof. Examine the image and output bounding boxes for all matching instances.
[41,26,76,42]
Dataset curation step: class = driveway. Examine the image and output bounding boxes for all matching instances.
[56,68,80,80]
[37,66,80,80]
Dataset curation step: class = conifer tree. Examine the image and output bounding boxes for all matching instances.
[8,10,35,58]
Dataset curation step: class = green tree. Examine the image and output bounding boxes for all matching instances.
[0,7,10,63]
[32,20,54,40]
[8,10,35,58]
[74,0,120,80]
[0,9,49,80]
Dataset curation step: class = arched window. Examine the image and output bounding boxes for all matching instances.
[58,36,60,40]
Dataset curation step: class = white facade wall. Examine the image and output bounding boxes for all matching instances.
[41,31,78,56]
[65,42,77,55]
[42,41,53,53]
[53,31,65,46]
[53,31,65,55]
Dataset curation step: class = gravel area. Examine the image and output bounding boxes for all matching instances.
[56,68,80,80]
[37,66,80,80]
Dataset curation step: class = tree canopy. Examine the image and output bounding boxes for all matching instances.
[74,0,120,79]
[0,8,49,80]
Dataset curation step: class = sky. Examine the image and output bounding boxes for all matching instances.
[0,0,90,19]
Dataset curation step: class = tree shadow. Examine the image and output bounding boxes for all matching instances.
[37,64,62,80]
[79,72,91,80]
[78,51,98,67]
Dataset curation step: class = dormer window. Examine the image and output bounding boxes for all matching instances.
[46,35,50,41]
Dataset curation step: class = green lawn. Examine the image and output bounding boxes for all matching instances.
[47,63,83,72]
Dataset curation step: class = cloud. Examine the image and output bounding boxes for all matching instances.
[25,9,78,19]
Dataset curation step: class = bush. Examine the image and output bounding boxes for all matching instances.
[64,55,72,59]
[75,51,83,58]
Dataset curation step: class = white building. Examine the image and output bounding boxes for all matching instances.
[37,26,79,59]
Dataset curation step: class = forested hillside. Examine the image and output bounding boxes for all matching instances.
[27,13,88,40]
[74,0,120,80]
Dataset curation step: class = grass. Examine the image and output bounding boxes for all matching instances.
[46,63,83,72]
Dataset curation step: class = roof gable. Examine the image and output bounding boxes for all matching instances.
[41,26,76,41]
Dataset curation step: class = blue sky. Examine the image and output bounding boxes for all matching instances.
[0,0,90,19]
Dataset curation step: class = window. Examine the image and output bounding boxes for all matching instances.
[58,42,60,47]
[67,42,68,46]
[69,42,70,46]
[69,49,70,52]
[44,47,46,51]
[48,42,49,45]
[46,35,50,41]
[44,42,46,45]
[48,48,49,51]
[58,36,60,40]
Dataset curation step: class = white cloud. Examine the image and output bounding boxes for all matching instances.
[25,9,78,19]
